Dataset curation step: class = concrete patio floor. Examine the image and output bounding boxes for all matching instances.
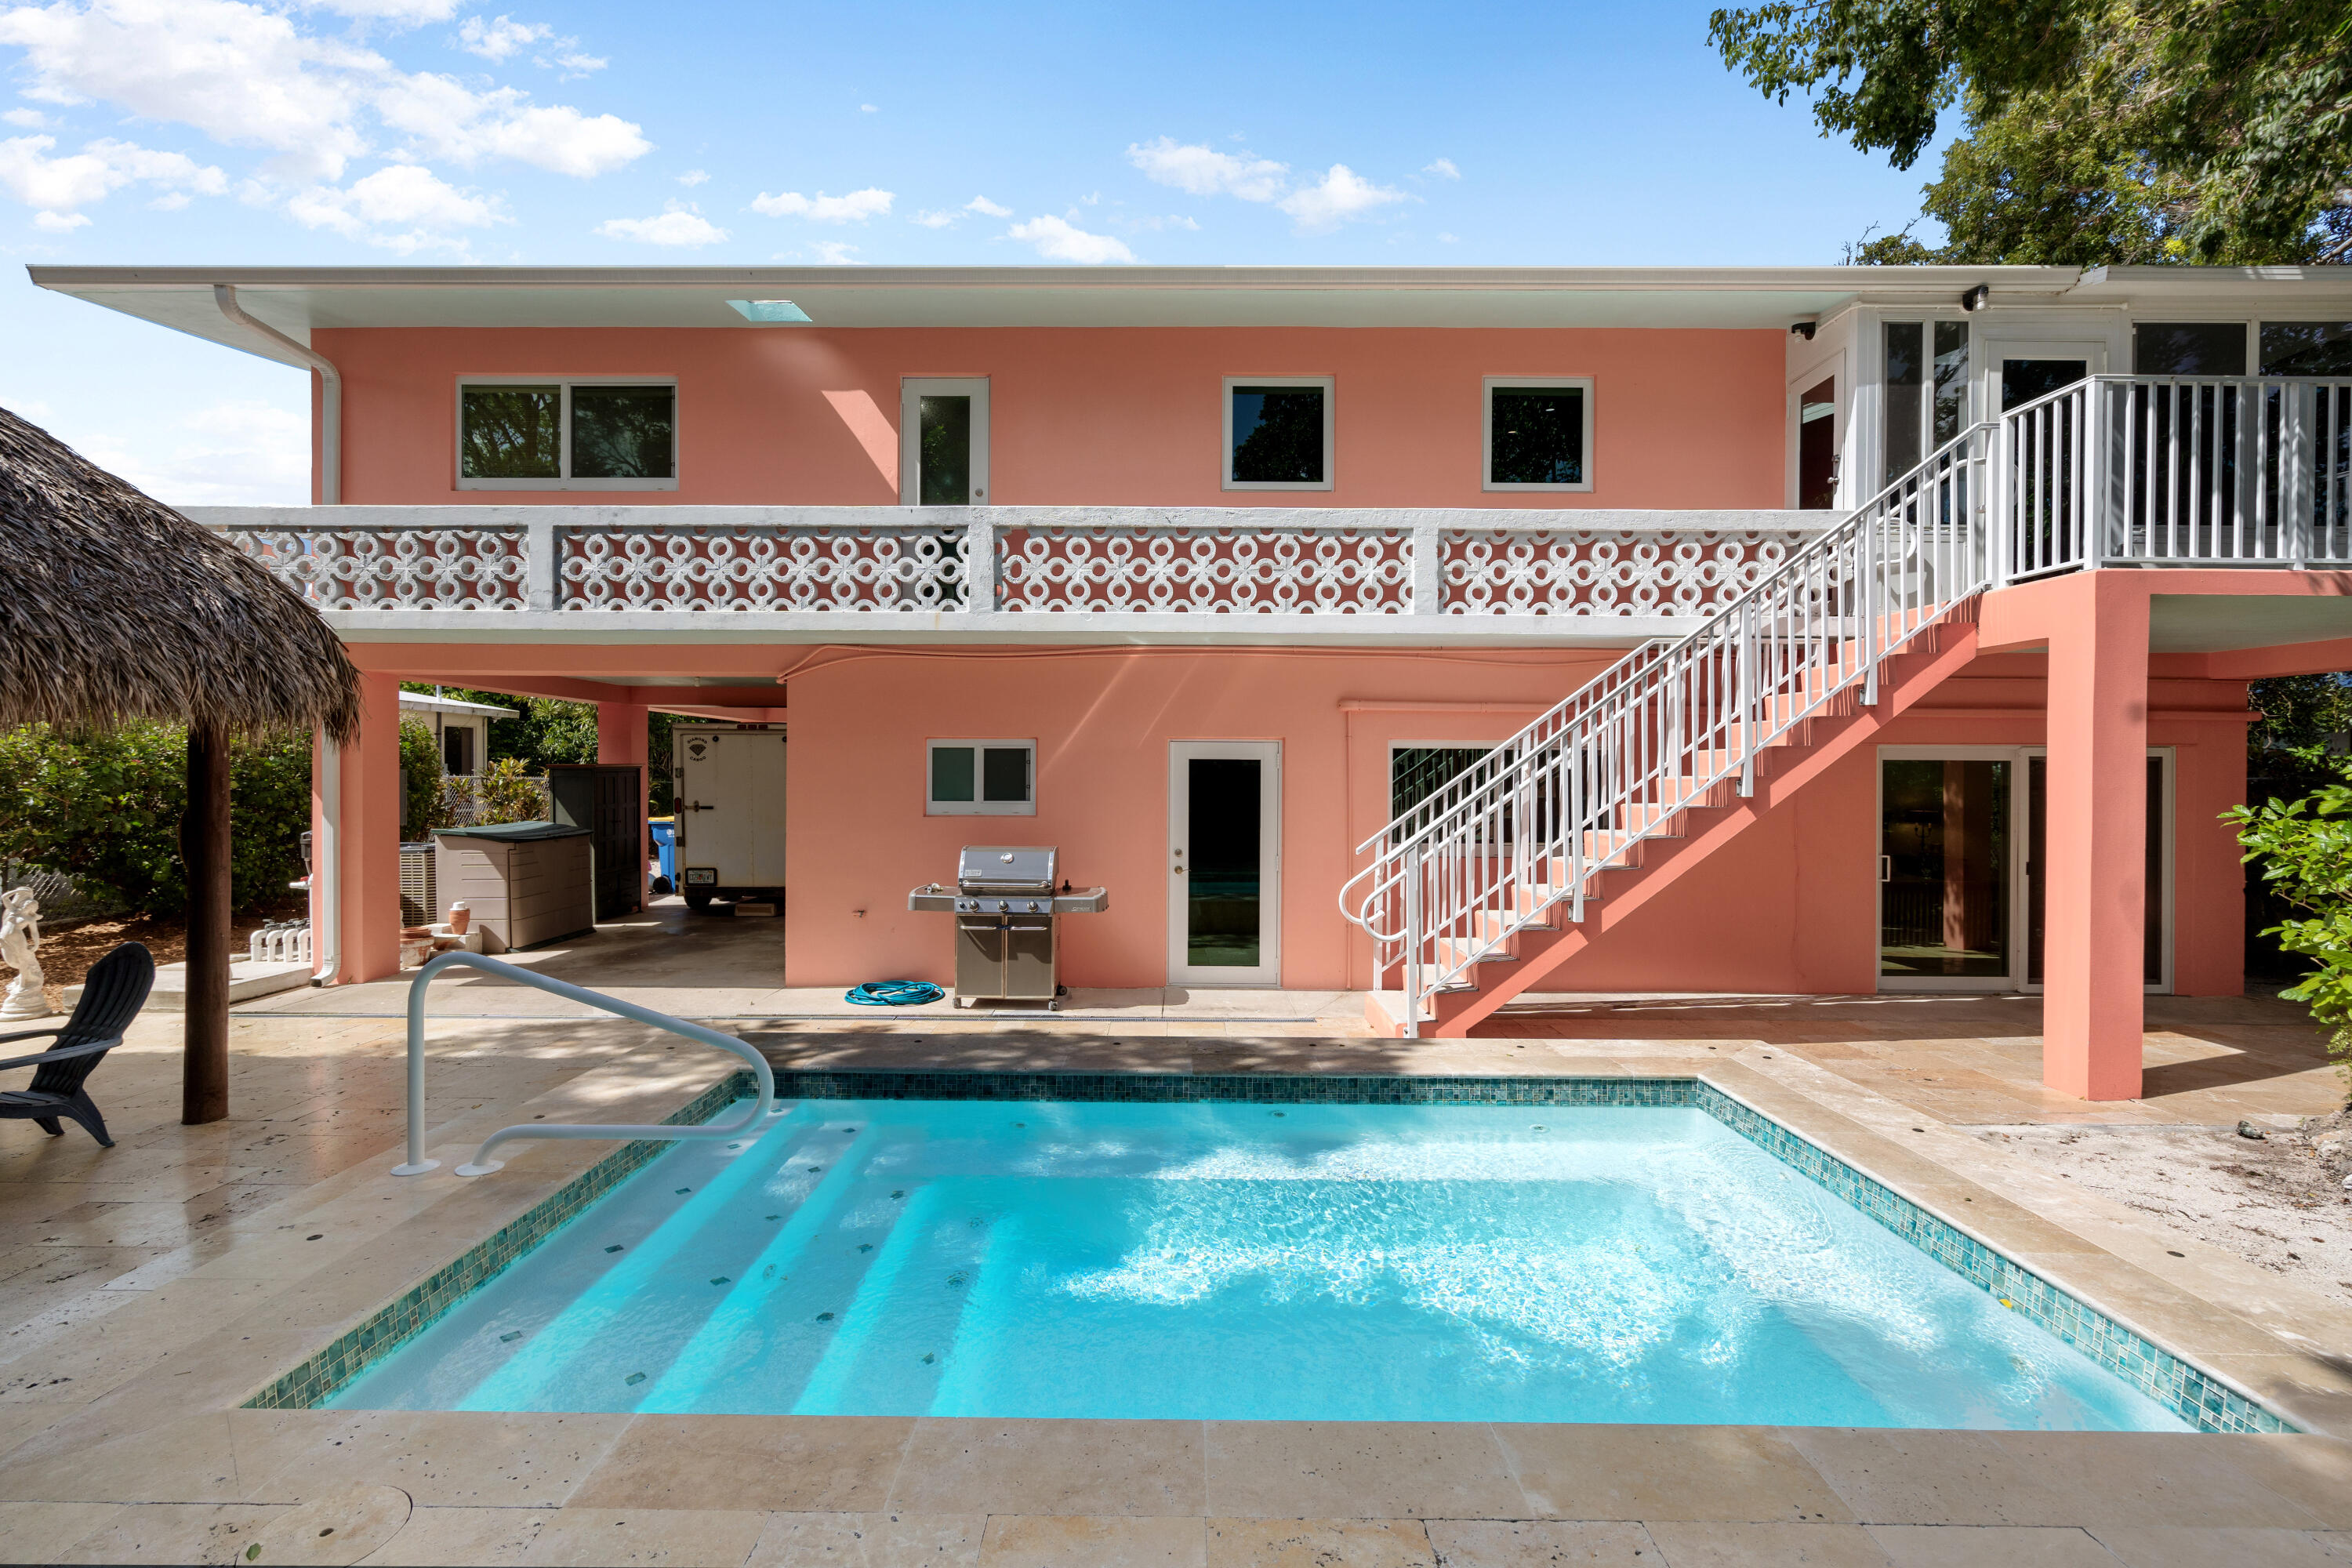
[0,989,2347,1565]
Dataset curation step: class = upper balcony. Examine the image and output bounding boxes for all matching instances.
[187,505,1824,646]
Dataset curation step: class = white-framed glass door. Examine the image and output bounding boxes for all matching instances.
[1168,741,1280,986]
[1877,745,2171,993]
[900,378,989,504]
[1981,339,2108,414]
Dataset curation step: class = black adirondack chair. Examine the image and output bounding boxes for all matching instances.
[0,941,154,1148]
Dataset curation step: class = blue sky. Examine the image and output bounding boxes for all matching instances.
[0,0,1944,504]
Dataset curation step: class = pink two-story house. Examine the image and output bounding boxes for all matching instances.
[35,263,2352,1100]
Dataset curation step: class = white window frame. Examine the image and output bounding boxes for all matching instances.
[899,376,991,505]
[1481,376,1595,492]
[455,376,680,492]
[925,739,1036,816]
[1873,744,2172,995]
[1222,376,1334,492]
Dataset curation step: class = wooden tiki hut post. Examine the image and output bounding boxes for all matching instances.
[0,405,359,1125]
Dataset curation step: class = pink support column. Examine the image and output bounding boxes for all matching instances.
[2041,575,2151,1100]
[330,672,403,983]
[597,701,650,913]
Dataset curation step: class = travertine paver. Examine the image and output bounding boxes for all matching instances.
[1,998,2350,1563]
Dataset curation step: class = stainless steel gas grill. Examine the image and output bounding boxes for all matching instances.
[908,847,1109,1007]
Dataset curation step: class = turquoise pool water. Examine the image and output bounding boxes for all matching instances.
[329,1099,2189,1428]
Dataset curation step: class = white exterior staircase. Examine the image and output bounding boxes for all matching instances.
[1341,421,1998,1036]
[1342,369,2352,1035]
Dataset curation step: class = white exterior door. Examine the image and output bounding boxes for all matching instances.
[1167,741,1280,986]
[901,378,989,504]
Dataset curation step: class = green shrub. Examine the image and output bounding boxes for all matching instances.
[398,717,456,837]
[2227,750,2352,1098]
[474,755,546,825]
[0,720,313,914]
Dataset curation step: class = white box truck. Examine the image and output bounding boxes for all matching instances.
[670,724,786,913]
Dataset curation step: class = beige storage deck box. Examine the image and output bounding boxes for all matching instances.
[431,822,595,953]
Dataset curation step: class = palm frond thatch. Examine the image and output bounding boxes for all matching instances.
[0,404,360,742]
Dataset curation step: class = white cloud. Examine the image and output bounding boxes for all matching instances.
[965,194,1010,216]
[288,162,501,249]
[1276,164,1407,232]
[858,102,877,113]
[911,209,955,228]
[1422,157,1460,180]
[31,208,88,230]
[675,168,708,186]
[809,239,858,263]
[455,13,547,60]
[0,0,648,184]
[0,134,227,212]
[1119,213,1198,232]
[550,50,603,75]
[750,186,891,222]
[1127,136,1285,201]
[1438,230,1459,243]
[1007,213,1135,264]
[72,396,310,506]
[148,189,189,209]
[597,201,726,245]
[306,0,461,22]
[2,108,49,129]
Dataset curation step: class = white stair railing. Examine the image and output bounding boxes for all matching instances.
[1340,423,1995,1034]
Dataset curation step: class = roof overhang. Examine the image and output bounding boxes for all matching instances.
[31,263,2103,364]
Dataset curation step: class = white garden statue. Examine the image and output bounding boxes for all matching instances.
[0,887,45,1021]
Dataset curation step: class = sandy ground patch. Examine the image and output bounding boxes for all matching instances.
[1978,1108,2352,1301]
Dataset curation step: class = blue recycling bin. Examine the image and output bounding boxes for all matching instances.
[649,818,677,887]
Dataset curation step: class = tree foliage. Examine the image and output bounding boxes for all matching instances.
[1711,0,2352,264]
[0,721,312,914]
[2227,758,2352,1096]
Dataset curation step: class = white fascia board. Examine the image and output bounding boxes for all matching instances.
[30,263,2100,358]
[397,692,520,718]
[321,608,1692,648]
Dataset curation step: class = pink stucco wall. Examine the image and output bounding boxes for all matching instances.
[776,644,2252,996]
[315,327,1788,509]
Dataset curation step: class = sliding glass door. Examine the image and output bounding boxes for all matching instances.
[1878,747,2171,993]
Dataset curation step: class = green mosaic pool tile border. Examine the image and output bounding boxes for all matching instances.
[1695,1080,2292,1436]
[768,1069,1697,1107]
[241,1072,748,1411]
[244,1066,2296,1437]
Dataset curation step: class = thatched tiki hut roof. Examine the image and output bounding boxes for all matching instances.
[0,405,359,742]
[0,404,361,1127]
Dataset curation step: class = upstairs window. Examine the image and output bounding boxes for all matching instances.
[1484,378,1593,492]
[2261,322,2352,376]
[2133,323,2248,376]
[458,379,677,489]
[1224,377,1332,490]
[1883,321,1969,483]
[927,739,1035,815]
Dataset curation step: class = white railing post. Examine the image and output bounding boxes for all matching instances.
[526,513,558,612]
[1410,517,1445,615]
[1737,597,1758,797]
[2282,383,2314,568]
[1401,855,1423,1038]
[964,510,998,619]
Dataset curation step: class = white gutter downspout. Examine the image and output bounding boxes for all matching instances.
[212,283,340,505]
[314,728,339,985]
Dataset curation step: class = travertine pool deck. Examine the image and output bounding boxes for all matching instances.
[1,993,2348,1566]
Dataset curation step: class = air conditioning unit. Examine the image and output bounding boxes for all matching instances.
[399,841,437,927]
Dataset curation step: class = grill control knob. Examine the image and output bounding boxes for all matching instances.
[1026,900,1040,913]
[996,899,1008,913]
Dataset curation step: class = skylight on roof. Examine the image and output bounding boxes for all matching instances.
[727,299,813,324]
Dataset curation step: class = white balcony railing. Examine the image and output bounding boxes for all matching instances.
[2002,375,2352,578]
[193,506,1821,628]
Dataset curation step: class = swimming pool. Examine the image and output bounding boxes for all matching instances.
[321,1090,2209,1430]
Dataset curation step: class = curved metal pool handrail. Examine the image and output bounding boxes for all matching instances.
[394,949,778,1178]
